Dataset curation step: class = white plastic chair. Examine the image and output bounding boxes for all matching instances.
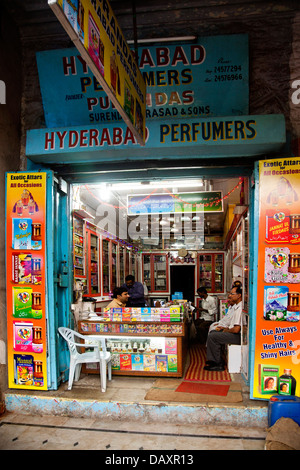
[58,327,112,392]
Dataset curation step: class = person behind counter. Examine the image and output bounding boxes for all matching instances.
[122,275,146,307]
[107,287,129,309]
[204,285,243,371]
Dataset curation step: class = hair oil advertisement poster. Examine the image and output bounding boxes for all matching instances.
[6,172,48,390]
[252,158,300,399]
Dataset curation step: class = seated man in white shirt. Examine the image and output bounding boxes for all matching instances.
[204,286,242,371]
[195,287,218,344]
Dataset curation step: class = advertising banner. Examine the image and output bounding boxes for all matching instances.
[253,158,300,399]
[48,0,146,145]
[6,173,48,390]
[127,191,223,215]
[36,33,248,128]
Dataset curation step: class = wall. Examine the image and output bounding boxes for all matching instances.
[0,5,22,402]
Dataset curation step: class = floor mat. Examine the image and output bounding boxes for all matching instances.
[185,343,231,382]
[175,381,230,396]
[144,379,242,403]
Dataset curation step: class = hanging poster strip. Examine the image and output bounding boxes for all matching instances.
[6,173,48,390]
[48,0,146,146]
[253,158,300,399]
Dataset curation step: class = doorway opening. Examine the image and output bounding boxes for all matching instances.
[170,265,195,302]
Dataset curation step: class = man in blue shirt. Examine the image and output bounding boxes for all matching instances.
[122,275,146,307]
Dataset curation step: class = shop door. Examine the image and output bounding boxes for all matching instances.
[47,176,74,390]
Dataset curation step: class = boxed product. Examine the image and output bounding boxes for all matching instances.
[12,219,32,250]
[12,253,32,284]
[13,321,33,352]
[168,355,178,372]
[14,354,34,386]
[13,287,32,318]
[258,364,280,394]
[264,286,288,321]
[132,354,144,371]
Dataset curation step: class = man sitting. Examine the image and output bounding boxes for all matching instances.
[204,285,242,371]
[107,287,129,308]
[194,287,218,344]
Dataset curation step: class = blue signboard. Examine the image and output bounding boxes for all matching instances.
[36,34,249,128]
[26,114,286,164]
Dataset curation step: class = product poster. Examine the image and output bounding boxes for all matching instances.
[6,173,48,390]
[49,0,146,145]
[253,159,300,399]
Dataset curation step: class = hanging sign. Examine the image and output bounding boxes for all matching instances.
[48,0,146,145]
[127,191,223,215]
[253,158,300,399]
[36,33,248,127]
[6,172,48,390]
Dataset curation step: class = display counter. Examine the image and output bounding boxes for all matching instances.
[78,313,188,377]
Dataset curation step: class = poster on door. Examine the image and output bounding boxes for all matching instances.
[253,159,300,399]
[6,172,48,390]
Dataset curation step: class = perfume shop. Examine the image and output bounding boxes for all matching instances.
[5,36,300,403]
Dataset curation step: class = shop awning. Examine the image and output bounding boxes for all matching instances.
[26,114,286,165]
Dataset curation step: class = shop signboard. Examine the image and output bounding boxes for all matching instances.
[48,0,146,145]
[127,191,223,215]
[6,173,48,390]
[26,114,286,163]
[253,158,300,399]
[36,33,248,128]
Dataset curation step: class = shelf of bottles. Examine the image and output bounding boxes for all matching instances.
[198,253,224,293]
[73,215,85,278]
[102,238,110,295]
[143,253,168,293]
[214,254,224,293]
[198,254,213,291]
[153,255,167,291]
[111,241,117,291]
[90,233,99,295]
[143,254,151,291]
[119,245,125,286]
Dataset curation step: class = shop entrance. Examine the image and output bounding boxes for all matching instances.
[170,265,195,302]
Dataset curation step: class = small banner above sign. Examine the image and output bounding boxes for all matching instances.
[48,0,146,145]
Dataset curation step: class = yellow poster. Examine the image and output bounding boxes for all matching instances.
[253,159,300,399]
[6,173,48,390]
[49,0,146,145]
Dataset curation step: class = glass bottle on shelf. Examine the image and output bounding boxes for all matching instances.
[111,242,117,291]
[199,254,212,291]
[90,234,99,294]
[102,239,109,294]
[143,254,151,291]
[214,254,223,293]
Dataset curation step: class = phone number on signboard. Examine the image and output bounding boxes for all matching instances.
[214,74,243,81]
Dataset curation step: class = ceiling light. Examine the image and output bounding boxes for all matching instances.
[98,183,110,201]
[104,179,204,191]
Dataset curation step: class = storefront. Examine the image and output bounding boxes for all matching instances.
[5,31,299,402]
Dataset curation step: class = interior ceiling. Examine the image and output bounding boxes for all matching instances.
[77,176,243,244]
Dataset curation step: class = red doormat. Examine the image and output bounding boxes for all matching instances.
[175,381,230,396]
[185,344,231,382]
